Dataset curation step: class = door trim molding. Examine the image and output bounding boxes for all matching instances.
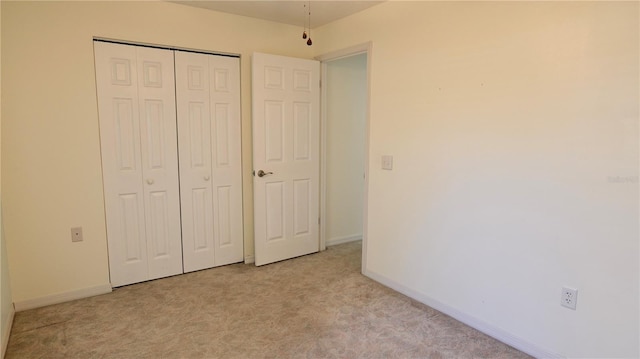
[317,42,372,275]
[315,42,371,63]
[93,37,240,58]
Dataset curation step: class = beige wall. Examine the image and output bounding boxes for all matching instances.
[1,2,14,355]
[314,2,639,358]
[325,54,366,244]
[1,1,311,304]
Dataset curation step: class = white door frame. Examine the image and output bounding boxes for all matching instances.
[316,42,372,274]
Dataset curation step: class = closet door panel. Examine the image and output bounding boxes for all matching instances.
[95,42,148,286]
[175,51,216,273]
[136,46,183,279]
[210,56,244,266]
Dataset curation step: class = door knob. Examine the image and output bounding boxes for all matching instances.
[146,179,154,185]
[256,170,273,177]
[204,175,210,181]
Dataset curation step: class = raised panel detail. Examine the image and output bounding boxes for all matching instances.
[110,58,131,86]
[265,182,284,242]
[148,191,170,258]
[189,102,206,168]
[293,179,310,236]
[120,193,143,263]
[188,66,205,90]
[97,41,185,286]
[293,70,311,92]
[214,69,229,92]
[143,61,163,88]
[265,101,284,163]
[145,100,165,169]
[192,188,208,251]
[293,102,310,161]
[214,104,230,167]
[114,98,136,171]
[217,186,232,246]
[264,66,284,90]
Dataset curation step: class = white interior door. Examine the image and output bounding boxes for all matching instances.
[176,51,244,272]
[252,52,320,266]
[95,41,182,286]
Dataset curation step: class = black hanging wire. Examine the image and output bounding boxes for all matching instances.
[306,1,312,46]
[302,2,307,39]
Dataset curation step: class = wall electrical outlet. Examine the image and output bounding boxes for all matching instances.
[561,286,578,310]
[71,227,83,242]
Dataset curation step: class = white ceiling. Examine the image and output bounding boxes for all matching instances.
[172,1,384,29]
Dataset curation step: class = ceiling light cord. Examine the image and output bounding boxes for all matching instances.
[302,3,307,39]
[306,1,312,46]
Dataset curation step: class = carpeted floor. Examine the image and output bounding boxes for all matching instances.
[6,241,531,358]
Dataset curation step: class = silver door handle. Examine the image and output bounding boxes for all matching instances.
[256,170,273,177]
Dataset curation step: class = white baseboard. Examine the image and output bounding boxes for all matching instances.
[14,284,112,312]
[326,234,362,247]
[244,255,255,264]
[1,303,14,359]
[364,269,563,359]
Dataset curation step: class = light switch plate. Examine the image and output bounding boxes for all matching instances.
[382,155,393,170]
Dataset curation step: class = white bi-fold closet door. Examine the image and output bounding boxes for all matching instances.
[95,42,183,287]
[174,51,244,273]
[94,41,243,287]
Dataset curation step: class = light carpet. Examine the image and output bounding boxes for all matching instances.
[6,241,531,358]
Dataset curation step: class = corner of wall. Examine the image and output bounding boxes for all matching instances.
[363,268,565,359]
[13,284,112,312]
[1,303,14,359]
[1,196,16,358]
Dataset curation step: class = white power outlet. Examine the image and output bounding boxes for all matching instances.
[561,286,578,310]
[71,227,83,242]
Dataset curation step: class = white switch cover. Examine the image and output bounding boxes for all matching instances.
[382,155,393,170]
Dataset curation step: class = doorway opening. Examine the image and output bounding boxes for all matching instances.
[318,44,371,273]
